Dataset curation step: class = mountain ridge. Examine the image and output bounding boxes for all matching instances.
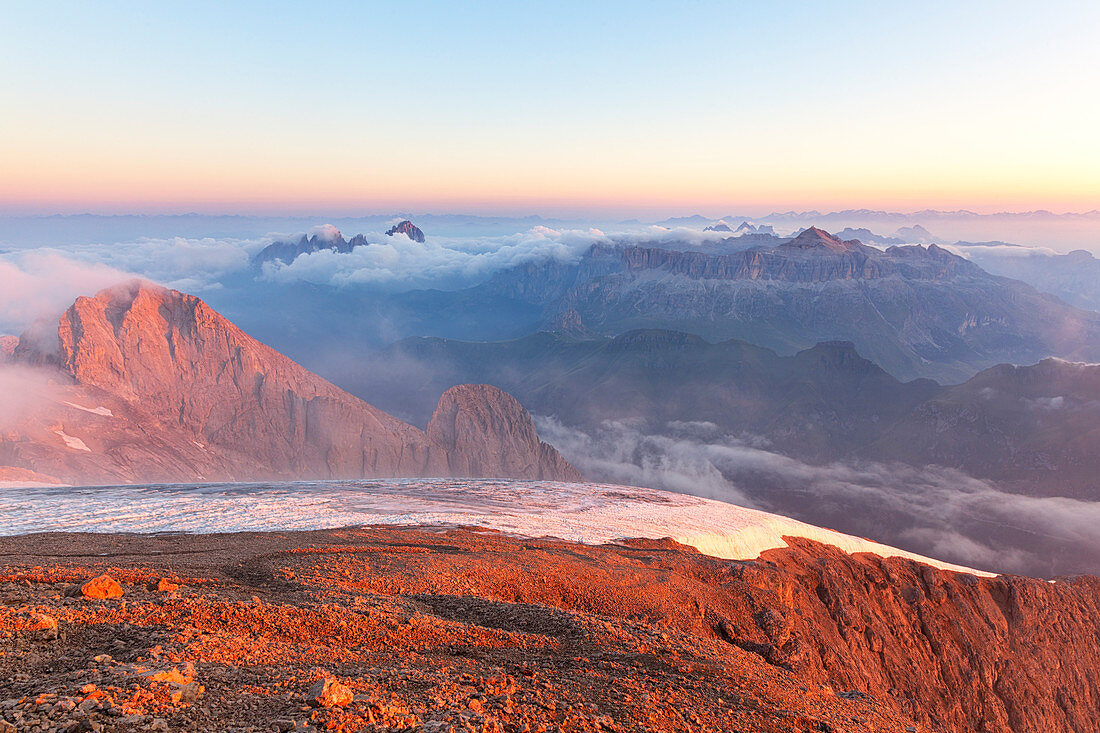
[460,228,1100,382]
[0,281,579,485]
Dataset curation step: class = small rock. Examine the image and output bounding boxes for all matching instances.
[307,676,353,708]
[172,682,203,704]
[147,663,195,685]
[0,721,14,733]
[270,720,295,732]
[28,613,59,641]
[81,575,123,600]
[156,578,180,593]
[62,721,96,733]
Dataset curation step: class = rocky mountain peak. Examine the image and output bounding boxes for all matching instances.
[252,225,360,267]
[895,224,935,242]
[795,340,881,374]
[427,384,582,481]
[385,220,426,243]
[17,280,580,484]
[783,227,858,253]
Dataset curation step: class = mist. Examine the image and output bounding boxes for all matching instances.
[0,364,62,424]
[534,417,1100,576]
[0,253,136,335]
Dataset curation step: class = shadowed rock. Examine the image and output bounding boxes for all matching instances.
[385,220,425,243]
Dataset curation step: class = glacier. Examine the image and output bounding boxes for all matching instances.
[0,478,992,576]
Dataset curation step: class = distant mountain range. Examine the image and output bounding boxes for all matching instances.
[210,226,1100,392]
[458,227,1100,382]
[963,247,1100,312]
[832,223,936,245]
[679,209,1100,226]
[358,327,1100,496]
[0,281,577,486]
[253,226,366,267]
[252,220,428,268]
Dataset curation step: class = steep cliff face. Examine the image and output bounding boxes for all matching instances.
[426,384,583,481]
[734,538,1100,733]
[57,281,442,479]
[1,281,579,485]
[243,528,1097,733]
[614,227,981,284]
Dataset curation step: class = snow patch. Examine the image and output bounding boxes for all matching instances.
[61,401,113,417]
[54,430,91,452]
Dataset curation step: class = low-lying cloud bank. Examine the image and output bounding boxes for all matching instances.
[259,226,609,290]
[256,224,752,290]
[535,417,1100,576]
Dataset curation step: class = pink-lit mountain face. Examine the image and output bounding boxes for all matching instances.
[0,281,578,486]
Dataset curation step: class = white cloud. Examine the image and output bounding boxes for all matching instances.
[534,417,1100,574]
[0,253,134,335]
[309,224,342,242]
[943,242,1062,259]
[259,226,613,290]
[256,223,763,290]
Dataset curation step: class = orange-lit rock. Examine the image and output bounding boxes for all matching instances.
[308,677,353,708]
[1,527,1097,732]
[80,574,123,599]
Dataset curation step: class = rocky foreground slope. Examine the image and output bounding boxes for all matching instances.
[0,281,579,485]
[0,527,1096,732]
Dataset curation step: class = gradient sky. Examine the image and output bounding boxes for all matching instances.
[2,1,1098,216]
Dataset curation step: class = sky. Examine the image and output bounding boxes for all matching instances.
[2,1,1099,217]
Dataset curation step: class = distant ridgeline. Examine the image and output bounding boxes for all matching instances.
[252,220,425,267]
[459,226,1100,383]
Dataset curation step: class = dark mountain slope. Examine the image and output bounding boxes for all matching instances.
[464,228,1100,382]
[354,329,1100,575]
[358,329,939,462]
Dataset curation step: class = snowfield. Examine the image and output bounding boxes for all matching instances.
[0,478,992,576]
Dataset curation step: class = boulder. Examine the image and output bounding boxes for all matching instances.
[28,613,58,641]
[81,575,123,599]
[307,676,353,708]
